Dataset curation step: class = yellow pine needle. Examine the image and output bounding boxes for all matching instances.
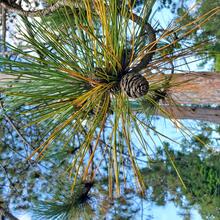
[26,108,84,161]
[146,94,214,151]
[160,7,220,49]
[71,86,113,190]
[94,0,112,62]
[108,153,113,199]
[69,92,110,171]
[152,41,206,69]
[175,3,197,24]
[166,97,214,150]
[135,7,219,63]
[175,7,220,33]
[71,121,106,191]
[128,11,136,67]
[113,109,120,196]
[83,0,93,28]
[27,85,109,162]
[69,121,100,190]
[82,94,110,180]
[120,147,127,190]
[135,115,181,146]
[163,144,187,190]
[70,87,113,191]
[79,24,122,69]
[137,112,187,190]
[70,128,94,183]
[72,84,105,107]
[170,118,183,130]
[83,0,97,58]
[60,67,101,85]
[121,114,146,194]
[91,133,113,181]
[90,129,115,184]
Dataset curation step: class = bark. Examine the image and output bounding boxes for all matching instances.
[157,105,220,124]
[148,72,220,105]
[1,71,220,122]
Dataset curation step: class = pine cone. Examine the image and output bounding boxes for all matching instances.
[120,72,149,98]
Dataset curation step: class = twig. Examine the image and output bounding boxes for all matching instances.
[0,163,19,193]
[0,101,65,170]
[0,101,33,151]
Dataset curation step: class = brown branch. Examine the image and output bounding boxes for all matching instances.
[157,105,220,124]
[148,72,220,105]
[0,0,70,17]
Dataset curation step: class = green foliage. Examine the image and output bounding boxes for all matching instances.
[195,0,220,70]
[0,2,219,217]
[215,54,220,71]
[1,109,219,219]
[32,182,94,220]
[1,0,167,197]
[141,124,220,219]
[171,0,220,70]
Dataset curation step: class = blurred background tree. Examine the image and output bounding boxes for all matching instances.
[141,124,220,219]
[159,0,220,71]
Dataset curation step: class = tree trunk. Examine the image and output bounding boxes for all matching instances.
[148,72,220,105]
[157,105,220,124]
[1,71,220,123]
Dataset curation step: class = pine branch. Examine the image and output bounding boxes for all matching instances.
[0,0,71,17]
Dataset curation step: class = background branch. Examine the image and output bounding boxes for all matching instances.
[0,207,19,220]
[1,7,7,54]
[0,0,70,17]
